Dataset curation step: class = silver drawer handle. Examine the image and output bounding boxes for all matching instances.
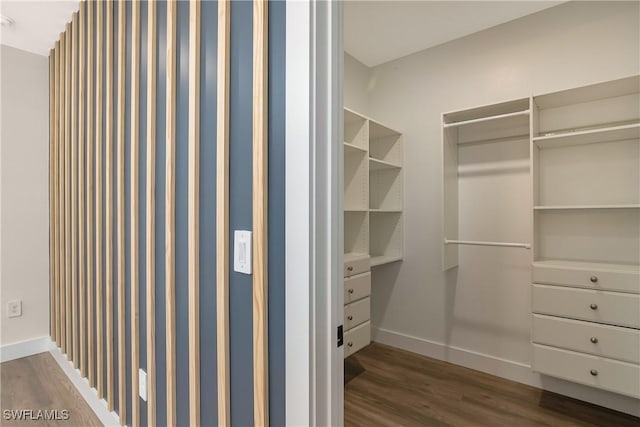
[590,276,598,283]
[347,315,353,320]
[347,266,354,272]
[590,369,598,376]
[590,337,598,344]
[347,342,353,347]
[348,289,354,294]
[590,303,598,310]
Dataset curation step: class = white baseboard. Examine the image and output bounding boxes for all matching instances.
[48,343,121,427]
[373,327,640,417]
[0,336,53,362]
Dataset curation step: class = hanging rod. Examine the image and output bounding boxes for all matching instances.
[444,239,531,249]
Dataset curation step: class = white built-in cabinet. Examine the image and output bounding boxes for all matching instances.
[343,108,403,358]
[344,108,404,266]
[442,75,640,398]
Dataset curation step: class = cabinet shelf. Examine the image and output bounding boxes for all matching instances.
[369,158,401,171]
[533,123,640,148]
[344,141,367,154]
[533,259,640,274]
[371,255,403,267]
[534,204,640,210]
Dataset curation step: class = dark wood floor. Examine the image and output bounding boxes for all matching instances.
[1,352,101,427]
[345,343,640,427]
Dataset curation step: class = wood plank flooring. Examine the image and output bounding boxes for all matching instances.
[1,352,101,427]
[345,343,640,427]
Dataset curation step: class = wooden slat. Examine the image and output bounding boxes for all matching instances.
[54,41,61,348]
[145,1,158,424]
[95,0,105,400]
[86,0,96,388]
[116,0,126,423]
[65,22,72,359]
[78,1,87,378]
[71,11,79,368]
[216,1,231,425]
[130,1,141,426]
[252,1,269,425]
[188,0,201,424]
[59,31,67,354]
[49,49,56,344]
[165,1,177,425]
[105,0,115,410]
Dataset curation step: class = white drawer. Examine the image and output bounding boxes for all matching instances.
[533,314,640,364]
[532,284,640,329]
[533,261,640,294]
[344,321,370,358]
[344,297,370,331]
[533,344,640,399]
[344,253,370,277]
[344,272,371,304]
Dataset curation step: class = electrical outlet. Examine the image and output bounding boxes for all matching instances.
[7,300,21,318]
[139,369,147,401]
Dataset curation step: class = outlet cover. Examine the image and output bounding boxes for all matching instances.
[7,300,21,318]
[139,369,147,401]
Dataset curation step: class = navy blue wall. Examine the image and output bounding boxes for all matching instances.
[64,1,286,425]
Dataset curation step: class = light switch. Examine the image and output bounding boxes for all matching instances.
[234,230,252,275]
[139,369,147,401]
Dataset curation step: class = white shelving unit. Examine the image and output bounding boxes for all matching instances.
[530,75,640,399]
[441,97,532,270]
[343,108,403,267]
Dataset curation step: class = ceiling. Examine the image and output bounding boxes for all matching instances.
[1,1,79,57]
[345,1,564,67]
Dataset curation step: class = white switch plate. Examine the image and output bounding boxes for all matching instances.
[139,369,147,401]
[234,230,252,275]
[7,300,21,318]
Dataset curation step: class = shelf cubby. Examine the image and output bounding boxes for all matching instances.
[344,145,369,211]
[369,168,402,211]
[369,211,403,267]
[345,109,369,150]
[344,211,369,256]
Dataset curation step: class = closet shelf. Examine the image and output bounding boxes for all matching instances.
[371,254,403,267]
[345,208,368,212]
[443,109,530,128]
[369,158,401,171]
[370,209,402,213]
[534,204,640,210]
[533,123,640,148]
[344,141,367,153]
[445,239,531,249]
[533,259,640,274]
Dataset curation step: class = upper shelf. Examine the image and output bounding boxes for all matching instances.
[533,123,640,148]
[534,204,640,210]
[369,158,401,171]
[344,141,367,154]
[534,75,640,109]
[444,109,530,129]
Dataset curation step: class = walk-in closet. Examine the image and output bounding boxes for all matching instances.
[340,1,640,425]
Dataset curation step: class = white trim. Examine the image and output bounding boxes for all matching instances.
[48,343,121,427]
[285,1,344,425]
[285,1,312,425]
[374,327,640,417]
[0,336,53,362]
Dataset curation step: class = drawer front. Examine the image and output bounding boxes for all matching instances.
[344,255,370,277]
[344,321,371,358]
[533,344,640,399]
[532,284,640,328]
[344,298,370,331]
[533,314,640,364]
[344,272,371,304]
[533,264,640,294]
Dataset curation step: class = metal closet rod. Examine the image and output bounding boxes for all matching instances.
[444,239,531,250]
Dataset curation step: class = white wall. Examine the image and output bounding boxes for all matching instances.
[0,45,50,346]
[346,1,640,415]
[344,53,371,116]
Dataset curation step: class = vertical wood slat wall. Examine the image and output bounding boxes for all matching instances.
[48,1,271,425]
